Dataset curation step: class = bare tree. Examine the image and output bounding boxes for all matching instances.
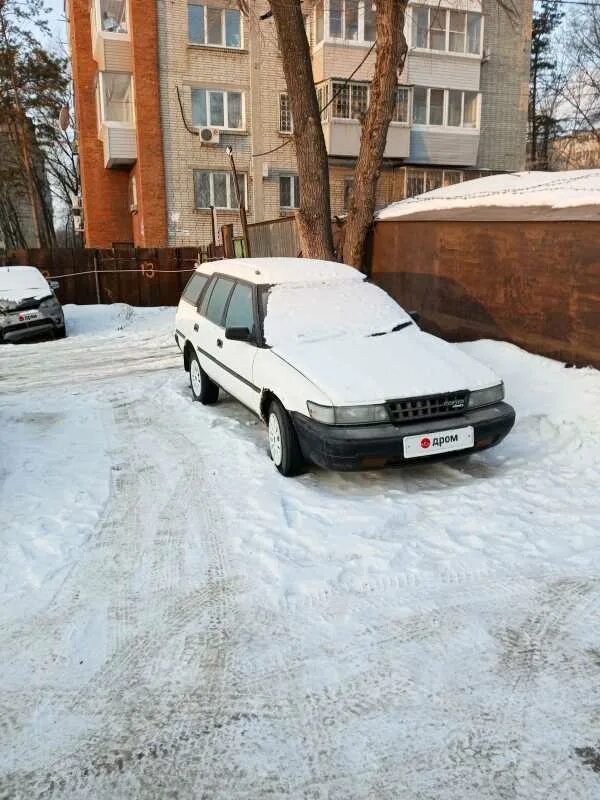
[268,1,335,260]
[343,1,407,267]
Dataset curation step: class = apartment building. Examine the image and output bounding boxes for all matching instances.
[67,0,532,248]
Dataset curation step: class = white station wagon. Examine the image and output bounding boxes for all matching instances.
[175,258,515,476]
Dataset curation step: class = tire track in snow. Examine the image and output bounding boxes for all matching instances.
[0,390,240,800]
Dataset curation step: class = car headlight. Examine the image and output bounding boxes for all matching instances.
[307,401,389,426]
[39,297,61,314]
[467,382,504,409]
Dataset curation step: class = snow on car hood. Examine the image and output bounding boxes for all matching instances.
[264,279,500,404]
[0,266,51,308]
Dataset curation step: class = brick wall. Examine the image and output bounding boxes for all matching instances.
[69,0,132,248]
[477,0,532,172]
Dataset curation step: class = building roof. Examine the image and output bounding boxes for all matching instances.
[376,170,600,222]
[196,257,362,285]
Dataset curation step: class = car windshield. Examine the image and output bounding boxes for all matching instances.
[0,267,50,309]
[262,278,412,347]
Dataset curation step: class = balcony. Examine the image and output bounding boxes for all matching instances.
[318,80,411,159]
[91,0,132,72]
[95,72,137,168]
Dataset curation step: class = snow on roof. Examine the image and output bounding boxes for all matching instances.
[196,257,362,285]
[376,170,600,221]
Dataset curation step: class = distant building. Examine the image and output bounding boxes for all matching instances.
[0,122,53,250]
[549,132,600,171]
[66,0,533,248]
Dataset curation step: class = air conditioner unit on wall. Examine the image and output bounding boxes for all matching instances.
[199,127,220,145]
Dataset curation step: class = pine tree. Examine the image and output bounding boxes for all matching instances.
[529,0,564,168]
[0,0,67,247]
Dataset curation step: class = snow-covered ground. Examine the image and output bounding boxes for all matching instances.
[1,304,600,799]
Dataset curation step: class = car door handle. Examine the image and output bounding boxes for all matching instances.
[217,338,223,348]
[193,323,199,332]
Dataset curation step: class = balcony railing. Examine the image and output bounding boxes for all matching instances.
[90,0,132,72]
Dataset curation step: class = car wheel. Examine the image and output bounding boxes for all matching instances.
[189,350,219,404]
[267,399,305,477]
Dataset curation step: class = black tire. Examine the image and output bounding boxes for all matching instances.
[267,398,305,477]
[189,350,219,404]
[55,323,66,339]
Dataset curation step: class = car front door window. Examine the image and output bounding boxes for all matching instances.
[225,282,255,336]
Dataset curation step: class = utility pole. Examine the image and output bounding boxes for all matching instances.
[225,146,251,257]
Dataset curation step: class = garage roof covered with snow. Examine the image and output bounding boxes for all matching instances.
[376,170,600,222]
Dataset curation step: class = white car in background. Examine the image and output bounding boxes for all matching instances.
[0,266,65,343]
[175,258,515,476]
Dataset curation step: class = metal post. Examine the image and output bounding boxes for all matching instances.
[93,250,101,304]
[225,146,251,257]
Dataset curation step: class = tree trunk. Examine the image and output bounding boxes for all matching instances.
[342,0,407,269]
[268,0,335,260]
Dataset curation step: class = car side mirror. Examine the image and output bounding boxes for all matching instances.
[408,310,420,325]
[49,280,59,291]
[225,326,253,342]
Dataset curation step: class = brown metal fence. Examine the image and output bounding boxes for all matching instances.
[0,247,205,306]
[369,219,600,369]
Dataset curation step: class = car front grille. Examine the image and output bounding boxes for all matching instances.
[387,391,469,424]
[3,318,51,334]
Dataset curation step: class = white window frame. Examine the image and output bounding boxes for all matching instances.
[392,86,412,125]
[96,71,136,129]
[91,0,130,40]
[324,0,377,45]
[279,175,300,209]
[187,3,243,49]
[408,5,483,58]
[279,93,293,134]
[191,88,245,131]
[194,170,247,210]
[331,80,370,120]
[412,87,481,130]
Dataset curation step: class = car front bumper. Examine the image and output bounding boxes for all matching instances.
[291,402,516,471]
[0,312,62,342]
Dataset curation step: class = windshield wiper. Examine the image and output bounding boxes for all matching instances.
[369,320,413,338]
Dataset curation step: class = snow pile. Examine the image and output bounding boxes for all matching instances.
[377,169,600,220]
[64,303,173,338]
[263,278,411,347]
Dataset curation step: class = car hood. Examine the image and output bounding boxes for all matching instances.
[272,327,501,405]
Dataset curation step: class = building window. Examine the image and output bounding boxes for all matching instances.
[97,72,134,125]
[194,170,247,209]
[425,171,443,192]
[392,87,411,123]
[328,1,377,43]
[443,170,463,187]
[412,87,480,129]
[332,81,368,119]
[279,93,293,133]
[188,4,241,48]
[343,177,354,211]
[95,0,128,34]
[315,0,324,43]
[317,83,329,120]
[191,88,243,129]
[410,5,482,55]
[279,175,300,209]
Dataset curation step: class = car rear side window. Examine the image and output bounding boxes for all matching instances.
[205,277,234,326]
[182,273,208,305]
[225,282,254,334]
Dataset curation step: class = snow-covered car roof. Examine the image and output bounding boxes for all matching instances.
[195,257,363,286]
[376,169,600,222]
